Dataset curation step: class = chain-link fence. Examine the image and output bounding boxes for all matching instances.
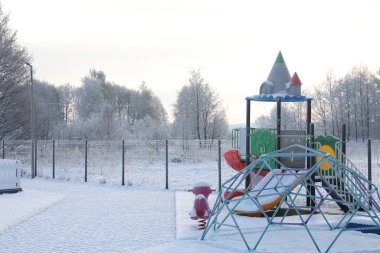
[1,139,379,191]
[0,139,236,190]
[346,140,380,188]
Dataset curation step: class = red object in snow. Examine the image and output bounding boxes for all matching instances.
[223,150,246,171]
[191,194,211,220]
[189,182,213,221]
[224,190,245,200]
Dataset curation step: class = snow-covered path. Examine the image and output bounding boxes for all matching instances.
[0,179,176,253]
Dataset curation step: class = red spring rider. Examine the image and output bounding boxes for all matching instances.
[189,182,214,229]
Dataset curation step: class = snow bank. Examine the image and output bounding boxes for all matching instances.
[0,190,65,233]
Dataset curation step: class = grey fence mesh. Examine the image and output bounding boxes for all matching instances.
[1,139,379,191]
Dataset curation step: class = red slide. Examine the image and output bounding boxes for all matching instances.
[224,150,268,176]
[223,150,246,172]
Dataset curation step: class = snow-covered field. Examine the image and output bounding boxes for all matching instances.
[1,178,380,253]
[0,178,176,253]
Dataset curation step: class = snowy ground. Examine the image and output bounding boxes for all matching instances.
[1,178,380,253]
[0,178,176,253]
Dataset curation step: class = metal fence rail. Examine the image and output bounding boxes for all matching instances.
[0,139,378,191]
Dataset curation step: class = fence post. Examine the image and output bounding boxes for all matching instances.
[306,123,311,208]
[122,140,125,186]
[2,140,4,159]
[165,140,168,189]
[85,139,88,182]
[341,124,346,164]
[34,140,37,177]
[368,138,372,191]
[218,140,222,192]
[52,140,55,179]
[310,123,315,208]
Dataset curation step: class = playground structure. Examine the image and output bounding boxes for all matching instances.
[201,52,380,252]
[202,145,380,252]
[0,159,22,194]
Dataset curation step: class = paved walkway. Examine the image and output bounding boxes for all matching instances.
[0,179,176,253]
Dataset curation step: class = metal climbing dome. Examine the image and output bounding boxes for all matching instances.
[201,145,380,253]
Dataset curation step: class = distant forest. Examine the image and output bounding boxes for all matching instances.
[1,5,379,141]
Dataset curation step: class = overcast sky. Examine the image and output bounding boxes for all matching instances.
[3,0,380,124]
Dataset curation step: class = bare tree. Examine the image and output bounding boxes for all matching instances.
[0,5,31,139]
[172,69,228,143]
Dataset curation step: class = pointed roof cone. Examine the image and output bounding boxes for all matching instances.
[275,51,285,64]
[267,51,291,84]
[291,72,302,85]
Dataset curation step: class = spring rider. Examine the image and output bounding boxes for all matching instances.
[189,182,213,229]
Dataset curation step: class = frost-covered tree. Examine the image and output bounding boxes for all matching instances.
[34,80,62,139]
[172,69,228,142]
[0,5,31,139]
[76,69,107,120]
[64,70,169,139]
[312,66,379,140]
[57,84,75,124]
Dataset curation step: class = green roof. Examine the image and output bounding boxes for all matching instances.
[275,51,285,64]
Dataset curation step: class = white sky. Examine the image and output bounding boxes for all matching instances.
[2,0,380,124]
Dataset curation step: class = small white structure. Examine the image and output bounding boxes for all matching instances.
[0,159,22,194]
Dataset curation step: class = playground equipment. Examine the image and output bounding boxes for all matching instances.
[0,159,22,194]
[202,52,380,252]
[223,51,356,211]
[202,145,380,252]
[189,182,214,229]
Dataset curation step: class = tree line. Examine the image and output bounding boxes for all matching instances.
[2,5,380,141]
[0,5,229,141]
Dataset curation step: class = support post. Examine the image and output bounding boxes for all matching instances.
[52,140,55,179]
[218,140,222,191]
[306,100,312,208]
[368,138,372,191]
[122,140,125,186]
[85,139,88,182]
[306,100,311,134]
[165,140,169,189]
[245,100,251,189]
[341,124,346,164]
[276,99,282,150]
[309,123,316,208]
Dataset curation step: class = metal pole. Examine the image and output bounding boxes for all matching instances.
[34,140,37,177]
[276,99,282,150]
[310,123,316,208]
[307,100,311,134]
[342,124,346,164]
[245,99,251,189]
[122,140,125,186]
[85,139,88,182]
[306,100,312,208]
[218,140,222,191]
[25,63,35,179]
[368,138,372,191]
[165,140,168,189]
[53,140,55,179]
